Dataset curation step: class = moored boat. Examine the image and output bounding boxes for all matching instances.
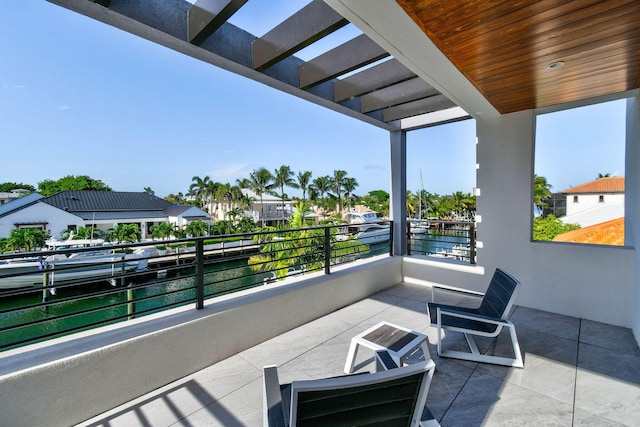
[0,239,148,290]
[338,210,390,245]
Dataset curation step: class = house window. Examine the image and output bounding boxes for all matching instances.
[573,196,578,203]
[16,223,46,231]
[599,195,604,203]
[67,224,77,231]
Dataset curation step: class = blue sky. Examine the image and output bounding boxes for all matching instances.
[0,1,625,199]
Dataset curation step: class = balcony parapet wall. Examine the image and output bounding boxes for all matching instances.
[0,256,401,427]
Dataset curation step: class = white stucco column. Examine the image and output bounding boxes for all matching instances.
[476,110,535,273]
[390,129,407,255]
[625,93,640,342]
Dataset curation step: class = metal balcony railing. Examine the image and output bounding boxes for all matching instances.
[0,223,392,351]
[407,219,476,264]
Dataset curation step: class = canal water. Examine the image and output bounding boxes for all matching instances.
[0,259,271,351]
[409,230,471,257]
[0,234,462,351]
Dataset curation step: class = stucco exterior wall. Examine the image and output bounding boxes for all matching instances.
[0,203,83,239]
[402,109,636,328]
[565,193,624,217]
[625,94,640,343]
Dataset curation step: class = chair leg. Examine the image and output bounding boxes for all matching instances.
[437,323,524,368]
[344,341,360,374]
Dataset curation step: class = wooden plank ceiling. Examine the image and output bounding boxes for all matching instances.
[396,0,640,114]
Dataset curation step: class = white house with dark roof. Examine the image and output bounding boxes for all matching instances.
[0,191,210,240]
[561,177,625,228]
[0,193,84,238]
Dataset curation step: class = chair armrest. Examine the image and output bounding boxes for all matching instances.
[431,285,484,303]
[437,307,509,326]
[263,365,287,427]
[375,350,399,371]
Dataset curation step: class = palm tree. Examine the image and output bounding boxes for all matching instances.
[273,165,300,223]
[332,170,348,214]
[597,173,611,178]
[7,228,49,252]
[451,191,475,219]
[308,187,319,204]
[343,177,358,209]
[433,196,456,219]
[186,220,209,237]
[150,222,174,240]
[248,167,274,226]
[226,207,244,225]
[533,175,552,217]
[204,180,221,216]
[248,201,369,280]
[165,192,186,204]
[406,190,418,218]
[189,176,211,211]
[107,224,140,243]
[423,191,437,219]
[215,182,243,219]
[237,192,254,211]
[297,171,312,202]
[311,175,331,212]
[236,177,251,189]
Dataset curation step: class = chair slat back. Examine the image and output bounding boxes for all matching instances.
[478,268,520,319]
[290,360,432,427]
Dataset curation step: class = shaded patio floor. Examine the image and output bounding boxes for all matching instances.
[77,283,640,426]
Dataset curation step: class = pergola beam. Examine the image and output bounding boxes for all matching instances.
[360,77,439,114]
[189,0,248,45]
[383,94,457,122]
[46,0,458,130]
[299,34,388,90]
[334,59,416,102]
[252,0,348,71]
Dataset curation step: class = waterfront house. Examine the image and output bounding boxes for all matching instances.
[0,192,83,239]
[560,177,625,228]
[240,188,293,226]
[0,190,210,241]
[1,1,639,426]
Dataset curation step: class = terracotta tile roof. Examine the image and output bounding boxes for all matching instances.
[561,177,624,194]
[553,217,624,246]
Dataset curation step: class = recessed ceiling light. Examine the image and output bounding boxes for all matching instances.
[547,61,565,69]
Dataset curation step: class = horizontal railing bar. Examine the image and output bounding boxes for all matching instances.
[0,284,199,333]
[0,222,394,350]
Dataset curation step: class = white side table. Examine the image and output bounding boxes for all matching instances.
[344,321,432,374]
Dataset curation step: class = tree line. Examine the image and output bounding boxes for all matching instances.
[176,167,361,226]
[2,170,479,224]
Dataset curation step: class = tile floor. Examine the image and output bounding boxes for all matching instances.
[77,283,640,427]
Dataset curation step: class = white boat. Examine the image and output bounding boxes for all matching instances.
[339,211,390,245]
[433,244,470,261]
[409,220,429,234]
[0,239,149,290]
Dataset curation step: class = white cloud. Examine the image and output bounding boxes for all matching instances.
[363,164,385,171]
[209,163,251,183]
